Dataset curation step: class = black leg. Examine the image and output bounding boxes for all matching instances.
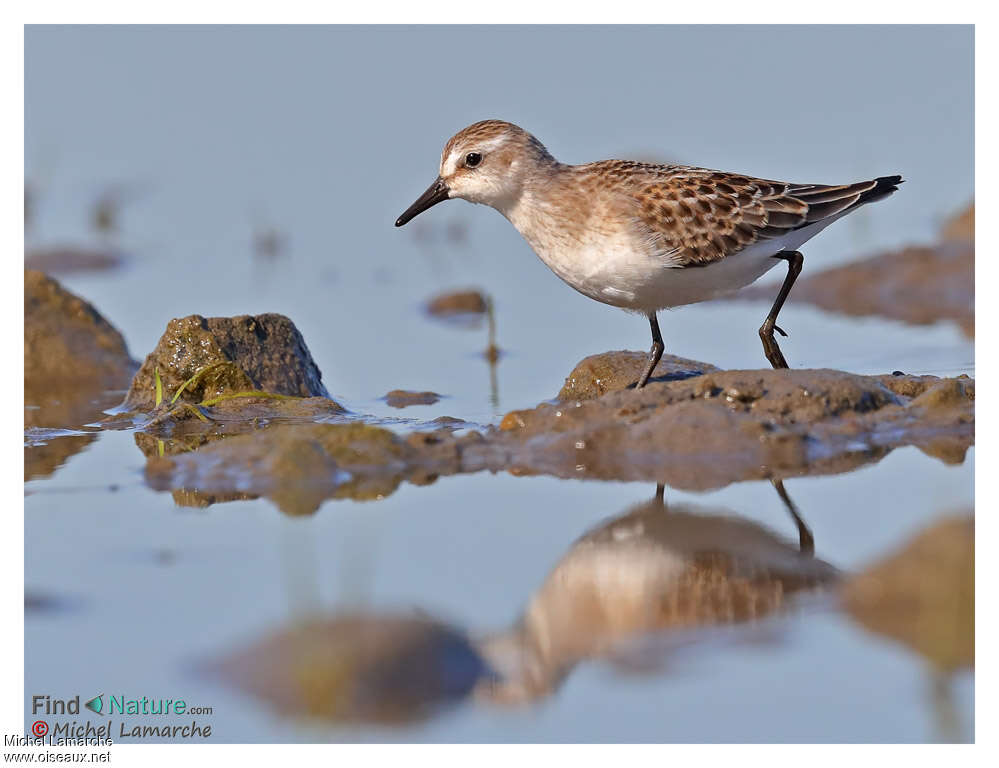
[636,312,665,388]
[759,250,804,369]
[653,483,669,511]
[772,478,814,555]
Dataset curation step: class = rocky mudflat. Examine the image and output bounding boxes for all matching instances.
[138,340,974,510]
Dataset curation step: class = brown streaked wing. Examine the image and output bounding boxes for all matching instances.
[630,168,881,267]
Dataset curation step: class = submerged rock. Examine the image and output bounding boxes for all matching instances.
[122,313,333,412]
[206,614,490,725]
[843,514,974,671]
[383,389,441,408]
[557,350,719,401]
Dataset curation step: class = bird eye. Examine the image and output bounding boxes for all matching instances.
[465,152,482,168]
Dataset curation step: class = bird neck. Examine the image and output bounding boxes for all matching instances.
[500,163,583,253]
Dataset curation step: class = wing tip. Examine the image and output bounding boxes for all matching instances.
[861,174,904,203]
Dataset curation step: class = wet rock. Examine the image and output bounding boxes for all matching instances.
[843,515,973,671]
[557,350,719,401]
[140,353,974,504]
[122,313,332,412]
[384,389,441,409]
[25,269,135,391]
[429,416,466,428]
[207,614,490,724]
[25,270,137,479]
[425,289,488,317]
[480,495,837,703]
[497,363,973,490]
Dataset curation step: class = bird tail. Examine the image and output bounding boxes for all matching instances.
[857,174,904,206]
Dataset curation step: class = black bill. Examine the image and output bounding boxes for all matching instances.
[395,177,449,227]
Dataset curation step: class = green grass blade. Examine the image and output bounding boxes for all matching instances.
[154,368,163,407]
[171,361,232,405]
[199,391,299,407]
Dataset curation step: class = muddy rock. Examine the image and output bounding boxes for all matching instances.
[557,350,720,401]
[123,314,331,412]
[384,390,441,409]
[843,515,974,671]
[498,362,974,490]
[139,349,974,505]
[425,289,488,317]
[25,269,135,391]
[25,270,137,480]
[207,614,490,725]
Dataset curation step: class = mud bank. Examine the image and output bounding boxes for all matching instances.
[729,204,975,336]
[498,355,974,488]
[140,348,973,510]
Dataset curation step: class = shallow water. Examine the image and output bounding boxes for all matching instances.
[24,25,974,742]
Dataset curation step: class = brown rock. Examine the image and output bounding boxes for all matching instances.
[123,314,330,411]
[24,270,136,480]
[495,365,974,490]
[557,350,719,401]
[425,289,488,317]
[24,269,135,390]
[137,354,975,506]
[384,389,441,408]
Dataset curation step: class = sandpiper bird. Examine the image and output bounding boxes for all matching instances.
[395,120,902,386]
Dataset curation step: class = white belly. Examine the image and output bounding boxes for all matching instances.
[531,216,842,313]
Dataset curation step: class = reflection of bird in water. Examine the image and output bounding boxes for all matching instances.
[478,481,837,704]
